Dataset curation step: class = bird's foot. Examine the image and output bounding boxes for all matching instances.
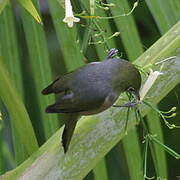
[107,48,118,58]
[113,101,140,108]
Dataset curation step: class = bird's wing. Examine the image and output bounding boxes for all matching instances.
[45,91,107,113]
[41,73,73,95]
[41,67,85,95]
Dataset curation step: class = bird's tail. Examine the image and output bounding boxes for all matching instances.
[45,104,60,113]
[41,84,54,95]
[62,114,79,153]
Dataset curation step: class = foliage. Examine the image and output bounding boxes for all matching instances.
[0,0,179,179]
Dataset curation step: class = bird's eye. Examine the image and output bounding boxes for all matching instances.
[127,87,135,92]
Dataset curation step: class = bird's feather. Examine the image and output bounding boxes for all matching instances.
[41,72,74,95]
[45,90,107,114]
[62,114,79,153]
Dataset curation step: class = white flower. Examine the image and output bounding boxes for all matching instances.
[63,0,80,28]
[139,69,163,101]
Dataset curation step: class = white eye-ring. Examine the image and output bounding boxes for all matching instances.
[127,87,135,92]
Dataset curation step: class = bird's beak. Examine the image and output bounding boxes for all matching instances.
[133,91,140,101]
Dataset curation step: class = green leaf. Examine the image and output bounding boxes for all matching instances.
[122,128,143,180]
[93,158,108,180]
[0,2,24,97]
[1,21,179,179]
[0,0,8,14]
[145,0,179,34]
[107,0,143,60]
[0,106,15,171]
[0,59,38,160]
[0,107,5,175]
[17,0,42,24]
[0,2,35,164]
[144,0,178,177]
[147,110,167,178]
[20,0,59,139]
[48,0,85,71]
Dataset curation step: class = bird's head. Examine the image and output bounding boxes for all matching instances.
[126,86,140,101]
[112,59,141,101]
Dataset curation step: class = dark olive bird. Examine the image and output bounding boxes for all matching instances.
[42,49,141,153]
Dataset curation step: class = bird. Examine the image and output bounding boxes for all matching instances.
[42,48,141,153]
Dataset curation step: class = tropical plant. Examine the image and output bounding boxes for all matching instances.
[0,0,179,179]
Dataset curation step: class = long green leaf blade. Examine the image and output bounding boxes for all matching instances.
[147,110,167,178]
[107,0,143,60]
[145,0,179,34]
[0,59,38,159]
[48,0,84,71]
[20,0,59,139]
[0,2,24,98]
[122,128,143,180]
[93,158,108,180]
[0,2,33,164]
[0,0,8,14]
[145,0,179,178]
[17,0,42,24]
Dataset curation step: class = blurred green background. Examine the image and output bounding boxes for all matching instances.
[0,0,179,179]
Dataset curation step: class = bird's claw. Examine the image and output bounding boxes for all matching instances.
[107,48,119,59]
[113,101,140,108]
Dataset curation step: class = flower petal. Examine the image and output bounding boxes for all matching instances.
[63,0,80,27]
[67,21,74,28]
[139,69,163,101]
[73,17,80,22]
